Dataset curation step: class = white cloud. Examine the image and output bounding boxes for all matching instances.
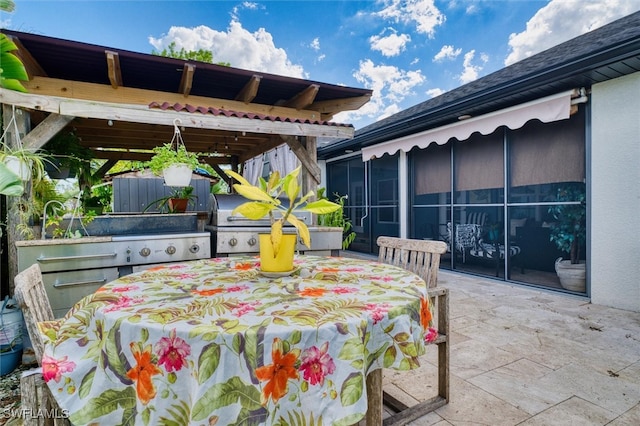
[148,21,305,78]
[505,0,640,65]
[426,87,445,98]
[459,50,487,84]
[376,0,445,38]
[336,58,425,124]
[433,45,462,62]
[310,37,320,51]
[369,30,411,57]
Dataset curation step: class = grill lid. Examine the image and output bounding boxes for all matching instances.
[211,194,312,227]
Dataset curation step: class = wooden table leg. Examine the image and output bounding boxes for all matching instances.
[366,369,383,425]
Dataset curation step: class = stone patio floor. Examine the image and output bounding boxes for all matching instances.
[379,268,640,425]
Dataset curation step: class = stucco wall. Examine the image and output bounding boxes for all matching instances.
[590,72,640,312]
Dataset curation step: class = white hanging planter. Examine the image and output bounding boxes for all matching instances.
[163,163,192,187]
[5,155,32,181]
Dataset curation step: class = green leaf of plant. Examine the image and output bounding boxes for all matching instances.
[225,168,251,186]
[233,185,275,203]
[0,162,24,196]
[340,372,363,407]
[197,342,221,384]
[232,201,275,219]
[69,387,137,425]
[191,376,262,421]
[303,199,341,215]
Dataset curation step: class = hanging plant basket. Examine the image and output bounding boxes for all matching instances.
[148,119,199,188]
[163,164,193,187]
[5,155,32,181]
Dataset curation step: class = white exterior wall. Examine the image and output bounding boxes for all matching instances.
[590,72,640,312]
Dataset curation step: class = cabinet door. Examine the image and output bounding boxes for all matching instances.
[42,268,119,317]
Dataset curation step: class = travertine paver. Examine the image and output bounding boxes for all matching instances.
[380,268,640,426]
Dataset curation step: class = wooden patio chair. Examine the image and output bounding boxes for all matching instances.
[14,264,70,426]
[375,236,450,425]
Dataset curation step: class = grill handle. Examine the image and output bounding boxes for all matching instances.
[226,216,307,223]
[53,277,109,288]
[37,252,118,263]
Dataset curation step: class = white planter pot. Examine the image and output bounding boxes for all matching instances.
[555,257,586,292]
[5,155,32,181]
[162,164,192,187]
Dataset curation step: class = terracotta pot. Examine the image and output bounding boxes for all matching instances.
[259,234,297,272]
[168,198,189,213]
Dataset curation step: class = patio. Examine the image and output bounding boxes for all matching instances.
[1,259,639,425]
[379,267,640,425]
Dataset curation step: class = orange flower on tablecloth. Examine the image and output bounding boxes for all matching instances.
[126,342,162,405]
[299,287,326,297]
[233,262,254,270]
[255,337,300,405]
[319,267,340,273]
[420,297,432,329]
[192,288,224,296]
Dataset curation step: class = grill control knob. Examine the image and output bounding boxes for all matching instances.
[140,247,151,257]
[166,245,176,255]
[189,244,200,253]
[248,237,256,246]
[229,238,238,247]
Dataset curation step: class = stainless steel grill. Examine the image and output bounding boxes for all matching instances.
[16,232,211,317]
[207,194,342,256]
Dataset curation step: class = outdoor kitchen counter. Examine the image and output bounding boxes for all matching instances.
[15,236,113,247]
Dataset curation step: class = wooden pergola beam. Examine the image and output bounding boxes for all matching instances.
[105,51,123,89]
[284,84,319,110]
[235,75,262,104]
[179,63,195,97]
[280,135,321,184]
[22,113,75,151]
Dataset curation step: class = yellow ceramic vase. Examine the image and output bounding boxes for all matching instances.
[259,234,297,272]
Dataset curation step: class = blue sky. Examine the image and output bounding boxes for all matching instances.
[2,1,639,129]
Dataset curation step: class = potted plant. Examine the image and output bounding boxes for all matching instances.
[143,185,197,214]
[147,142,200,187]
[226,166,340,272]
[316,188,356,250]
[548,185,586,292]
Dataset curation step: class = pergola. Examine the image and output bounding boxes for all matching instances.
[0,29,372,287]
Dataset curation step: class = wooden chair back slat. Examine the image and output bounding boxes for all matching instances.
[14,264,55,366]
[377,236,447,288]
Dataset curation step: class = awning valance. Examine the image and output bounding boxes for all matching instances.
[362,90,573,160]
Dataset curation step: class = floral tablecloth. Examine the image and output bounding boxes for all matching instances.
[39,255,433,426]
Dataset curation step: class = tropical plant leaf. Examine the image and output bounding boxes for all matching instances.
[78,366,96,399]
[232,201,275,219]
[191,376,262,421]
[159,400,191,426]
[287,215,310,247]
[303,199,341,215]
[225,168,251,186]
[69,387,137,425]
[0,161,24,196]
[197,342,221,384]
[340,372,364,407]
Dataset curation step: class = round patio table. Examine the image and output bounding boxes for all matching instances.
[39,255,432,425]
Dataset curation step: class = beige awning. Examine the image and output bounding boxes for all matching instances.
[362,90,573,160]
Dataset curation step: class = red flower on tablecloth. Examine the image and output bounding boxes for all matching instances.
[103,295,144,312]
[192,288,224,296]
[331,286,358,294]
[365,302,391,324]
[299,287,326,297]
[424,327,438,343]
[420,297,433,329]
[41,353,76,383]
[233,300,260,316]
[227,284,250,292]
[126,342,162,405]
[299,342,335,386]
[155,329,191,372]
[111,285,139,293]
[255,337,300,405]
